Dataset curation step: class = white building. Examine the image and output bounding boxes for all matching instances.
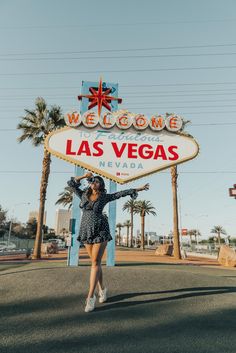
[136,230,159,242]
[55,209,72,235]
[28,210,47,225]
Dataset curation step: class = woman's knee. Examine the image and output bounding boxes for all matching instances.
[91,258,101,267]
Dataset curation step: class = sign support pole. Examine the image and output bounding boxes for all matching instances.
[107,180,117,266]
[68,166,83,266]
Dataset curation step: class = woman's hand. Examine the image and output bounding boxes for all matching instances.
[84,172,93,179]
[136,183,149,192]
[74,171,93,182]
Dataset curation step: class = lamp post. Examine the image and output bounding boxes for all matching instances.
[8,202,30,247]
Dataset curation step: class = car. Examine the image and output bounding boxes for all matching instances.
[46,239,66,249]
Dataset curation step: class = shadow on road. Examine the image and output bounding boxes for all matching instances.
[1,291,236,353]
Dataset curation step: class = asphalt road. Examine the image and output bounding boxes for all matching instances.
[1,261,236,353]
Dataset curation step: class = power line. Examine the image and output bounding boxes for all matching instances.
[192,122,236,126]
[125,90,236,96]
[180,111,236,114]
[122,81,236,87]
[2,91,236,99]
[1,18,236,30]
[1,122,236,130]
[2,96,236,103]
[1,109,236,116]
[2,43,236,56]
[2,65,236,76]
[2,52,236,61]
[127,104,236,109]
[125,99,236,103]
[1,82,236,90]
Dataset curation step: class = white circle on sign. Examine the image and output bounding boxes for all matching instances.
[99,112,116,129]
[149,114,165,131]
[133,114,149,130]
[116,112,133,129]
[165,115,183,132]
[82,111,99,128]
[64,111,81,127]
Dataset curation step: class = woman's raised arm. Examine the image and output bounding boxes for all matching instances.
[67,172,94,199]
[105,183,149,203]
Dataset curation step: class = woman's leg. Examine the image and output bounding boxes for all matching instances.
[85,241,107,299]
[84,243,104,293]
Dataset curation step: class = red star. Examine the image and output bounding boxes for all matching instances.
[78,78,122,116]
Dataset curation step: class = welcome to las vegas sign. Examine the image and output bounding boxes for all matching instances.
[45,108,199,184]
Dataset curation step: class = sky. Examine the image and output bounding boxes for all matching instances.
[0,0,236,239]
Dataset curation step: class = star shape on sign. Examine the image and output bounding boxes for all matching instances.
[78,78,122,116]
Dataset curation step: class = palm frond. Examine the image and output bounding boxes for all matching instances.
[133,200,157,216]
[211,226,227,235]
[122,199,138,212]
[55,187,73,209]
[17,97,64,146]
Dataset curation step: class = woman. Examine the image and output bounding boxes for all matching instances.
[68,172,149,312]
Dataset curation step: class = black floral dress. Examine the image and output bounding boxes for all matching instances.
[68,178,138,244]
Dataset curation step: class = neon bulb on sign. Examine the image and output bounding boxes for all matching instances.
[64,110,183,132]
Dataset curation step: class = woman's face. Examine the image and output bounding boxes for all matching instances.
[90,178,101,191]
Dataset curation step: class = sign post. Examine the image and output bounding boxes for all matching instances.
[69,79,121,266]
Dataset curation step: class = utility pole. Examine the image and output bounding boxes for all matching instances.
[171,166,182,259]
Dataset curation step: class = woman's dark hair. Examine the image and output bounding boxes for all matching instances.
[86,175,106,198]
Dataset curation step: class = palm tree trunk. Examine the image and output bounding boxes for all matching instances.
[130,207,133,248]
[218,231,221,246]
[190,235,192,245]
[126,226,129,247]
[171,166,182,259]
[118,228,121,246]
[32,149,51,259]
[141,213,145,250]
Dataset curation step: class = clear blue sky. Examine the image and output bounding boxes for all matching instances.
[0,0,236,239]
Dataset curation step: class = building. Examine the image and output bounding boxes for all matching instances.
[28,210,47,225]
[55,209,72,236]
[136,230,172,245]
[136,230,158,241]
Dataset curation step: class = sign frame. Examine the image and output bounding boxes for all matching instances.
[45,126,199,184]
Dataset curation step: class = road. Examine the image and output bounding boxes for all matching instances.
[1,260,236,353]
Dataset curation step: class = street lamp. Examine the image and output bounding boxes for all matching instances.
[8,202,30,246]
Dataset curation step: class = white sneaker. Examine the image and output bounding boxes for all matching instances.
[85,295,96,312]
[98,287,108,303]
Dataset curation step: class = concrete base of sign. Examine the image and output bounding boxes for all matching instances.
[155,244,173,256]
[218,245,236,267]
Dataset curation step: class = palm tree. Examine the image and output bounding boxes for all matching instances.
[17,97,65,259]
[134,200,157,250]
[122,199,137,248]
[123,220,131,247]
[188,229,194,245]
[211,226,227,246]
[188,229,201,244]
[193,229,201,243]
[55,186,73,209]
[116,223,124,246]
